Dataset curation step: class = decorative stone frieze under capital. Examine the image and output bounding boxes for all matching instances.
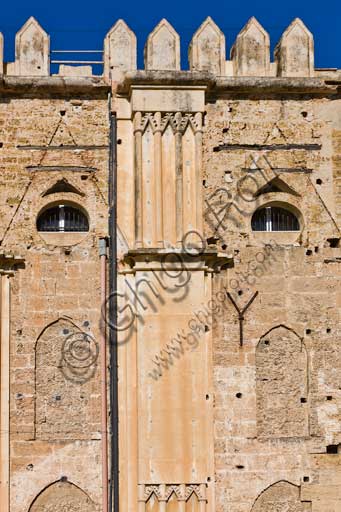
[132,111,204,249]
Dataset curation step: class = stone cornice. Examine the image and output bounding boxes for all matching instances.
[0,75,110,97]
[117,70,341,97]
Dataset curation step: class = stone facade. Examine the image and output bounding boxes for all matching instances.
[0,14,340,512]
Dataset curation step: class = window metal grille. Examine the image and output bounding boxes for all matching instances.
[37,205,89,232]
[251,206,300,232]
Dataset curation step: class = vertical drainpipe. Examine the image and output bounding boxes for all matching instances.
[108,92,119,512]
[99,237,108,512]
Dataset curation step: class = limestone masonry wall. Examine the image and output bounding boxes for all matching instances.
[0,12,340,512]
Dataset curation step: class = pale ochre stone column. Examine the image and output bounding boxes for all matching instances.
[0,274,10,512]
[194,112,203,235]
[153,112,164,248]
[134,112,143,248]
[174,112,184,245]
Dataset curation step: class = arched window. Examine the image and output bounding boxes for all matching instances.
[37,204,89,232]
[251,205,299,232]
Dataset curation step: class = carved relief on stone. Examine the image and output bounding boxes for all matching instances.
[231,17,270,76]
[145,19,180,71]
[29,481,96,512]
[104,19,137,76]
[15,17,50,76]
[139,484,207,508]
[133,112,202,136]
[256,325,309,438]
[275,18,314,77]
[189,16,226,75]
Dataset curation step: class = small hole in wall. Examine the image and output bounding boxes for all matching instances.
[238,290,243,296]
[81,175,88,180]
[205,325,209,332]
[327,238,340,248]
[83,320,90,327]
[0,142,3,148]
[326,328,331,333]
[316,178,322,185]
[207,476,211,482]
[61,476,68,482]
[301,397,307,403]
[306,329,311,335]
[301,111,308,118]
[236,465,244,469]
[306,249,313,256]
[264,340,270,346]
[203,179,206,187]
[26,464,34,471]
[326,395,333,401]
[60,110,66,116]
[206,394,209,400]
[222,128,229,133]
[227,107,233,112]
[314,246,319,253]
[222,244,227,250]
[303,476,310,482]
[63,329,69,335]
[326,445,339,454]
[117,139,122,144]
[37,66,41,70]
[236,393,242,398]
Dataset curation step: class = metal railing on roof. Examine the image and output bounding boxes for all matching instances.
[50,50,104,65]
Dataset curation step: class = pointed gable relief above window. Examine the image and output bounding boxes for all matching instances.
[254,177,300,198]
[42,179,84,197]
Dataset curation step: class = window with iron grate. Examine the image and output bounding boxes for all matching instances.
[37,204,89,232]
[252,206,300,232]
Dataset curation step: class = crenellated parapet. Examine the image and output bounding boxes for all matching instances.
[0,16,339,78]
[274,18,314,77]
[144,19,180,71]
[188,16,226,75]
[0,32,3,75]
[14,16,49,76]
[103,19,137,76]
[231,17,270,76]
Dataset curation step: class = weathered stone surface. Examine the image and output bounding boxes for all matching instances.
[189,16,226,75]
[15,17,49,76]
[144,19,180,71]
[29,481,96,512]
[275,18,314,77]
[231,17,270,76]
[104,19,137,76]
[59,65,93,77]
[256,325,308,438]
[252,481,306,512]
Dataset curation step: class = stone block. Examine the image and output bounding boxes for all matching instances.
[104,19,137,76]
[15,17,49,76]
[231,17,270,76]
[189,16,226,75]
[144,19,180,70]
[275,18,314,77]
[58,65,93,77]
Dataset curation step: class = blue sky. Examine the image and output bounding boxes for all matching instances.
[1,0,340,71]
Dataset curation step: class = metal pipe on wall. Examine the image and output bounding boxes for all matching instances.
[99,238,108,512]
[108,96,119,512]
